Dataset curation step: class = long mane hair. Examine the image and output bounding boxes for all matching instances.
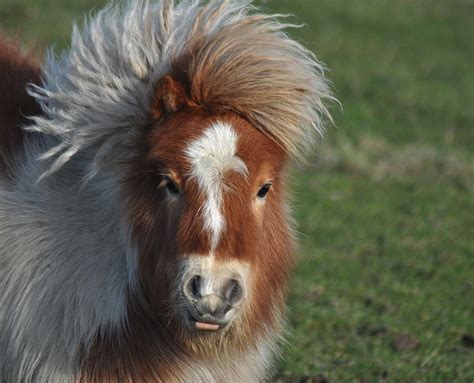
[28,0,332,180]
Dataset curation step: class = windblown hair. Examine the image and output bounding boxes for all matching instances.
[28,0,332,180]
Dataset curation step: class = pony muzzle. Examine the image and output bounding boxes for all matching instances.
[180,257,249,331]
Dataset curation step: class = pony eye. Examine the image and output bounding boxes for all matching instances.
[257,183,272,198]
[164,177,180,195]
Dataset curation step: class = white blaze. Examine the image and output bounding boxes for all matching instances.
[186,122,247,250]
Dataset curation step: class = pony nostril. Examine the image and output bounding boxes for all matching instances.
[186,275,202,299]
[226,279,244,305]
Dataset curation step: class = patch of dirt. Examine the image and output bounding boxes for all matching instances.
[393,332,420,352]
[461,334,474,348]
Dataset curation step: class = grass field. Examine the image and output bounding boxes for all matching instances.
[1,0,473,381]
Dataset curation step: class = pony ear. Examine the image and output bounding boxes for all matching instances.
[151,76,189,120]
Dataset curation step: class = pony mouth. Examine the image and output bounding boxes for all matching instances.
[185,312,230,332]
[195,321,220,331]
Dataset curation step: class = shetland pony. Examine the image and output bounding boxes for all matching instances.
[0,1,332,381]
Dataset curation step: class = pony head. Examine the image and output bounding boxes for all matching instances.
[127,76,292,347]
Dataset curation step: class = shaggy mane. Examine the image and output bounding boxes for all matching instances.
[27,0,333,180]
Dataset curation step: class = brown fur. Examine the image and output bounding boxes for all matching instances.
[0,38,42,177]
[166,12,333,161]
[80,84,293,381]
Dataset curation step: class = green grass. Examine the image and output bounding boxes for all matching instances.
[1,0,473,381]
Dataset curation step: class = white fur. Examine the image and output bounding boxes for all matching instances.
[186,121,247,249]
[0,136,135,382]
[181,329,279,382]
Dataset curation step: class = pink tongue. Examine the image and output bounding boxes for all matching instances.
[195,322,219,331]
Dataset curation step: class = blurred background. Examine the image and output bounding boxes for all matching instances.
[1,0,472,381]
